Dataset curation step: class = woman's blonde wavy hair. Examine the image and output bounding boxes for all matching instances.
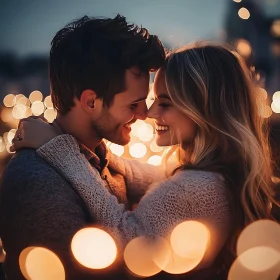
[162,43,279,255]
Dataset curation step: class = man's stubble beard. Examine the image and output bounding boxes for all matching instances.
[90,110,129,146]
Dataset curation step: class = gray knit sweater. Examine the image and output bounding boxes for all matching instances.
[0,143,164,279]
[37,135,232,270]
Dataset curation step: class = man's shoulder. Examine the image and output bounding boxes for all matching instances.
[0,149,73,196]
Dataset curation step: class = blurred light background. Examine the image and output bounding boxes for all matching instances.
[0,0,280,176]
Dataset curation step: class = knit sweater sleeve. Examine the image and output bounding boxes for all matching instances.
[37,135,231,258]
[108,152,166,201]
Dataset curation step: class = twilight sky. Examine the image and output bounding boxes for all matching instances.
[0,0,228,56]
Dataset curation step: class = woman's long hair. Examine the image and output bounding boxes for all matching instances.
[162,43,278,260]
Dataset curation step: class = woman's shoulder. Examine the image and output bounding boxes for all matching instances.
[171,169,225,186]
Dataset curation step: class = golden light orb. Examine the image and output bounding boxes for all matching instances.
[31,101,45,116]
[238,7,250,20]
[71,227,117,269]
[20,247,65,280]
[3,94,16,107]
[29,90,43,103]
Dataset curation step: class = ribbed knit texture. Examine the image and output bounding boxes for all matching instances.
[37,134,232,268]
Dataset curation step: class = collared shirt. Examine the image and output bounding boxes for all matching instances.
[52,120,128,207]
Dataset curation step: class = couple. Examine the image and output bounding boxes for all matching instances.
[0,14,277,280]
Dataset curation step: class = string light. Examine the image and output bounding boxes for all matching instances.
[238,7,250,20]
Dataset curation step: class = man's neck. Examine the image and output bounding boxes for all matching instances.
[55,115,102,151]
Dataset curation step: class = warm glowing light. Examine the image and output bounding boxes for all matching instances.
[147,155,162,166]
[233,0,242,2]
[1,108,13,123]
[170,221,209,259]
[3,94,16,107]
[161,250,203,274]
[150,139,164,153]
[228,248,280,280]
[236,39,252,57]
[131,120,147,138]
[258,105,272,118]
[6,143,15,154]
[20,247,65,280]
[12,104,27,119]
[271,42,280,56]
[19,246,37,279]
[31,101,45,116]
[108,143,125,156]
[16,96,30,106]
[24,107,33,118]
[129,143,147,158]
[44,108,57,123]
[44,95,53,108]
[238,7,250,20]
[237,220,280,256]
[271,102,280,113]
[273,91,280,103]
[271,19,280,37]
[124,236,170,277]
[29,90,43,103]
[138,123,154,142]
[239,246,280,272]
[7,129,17,144]
[71,227,117,269]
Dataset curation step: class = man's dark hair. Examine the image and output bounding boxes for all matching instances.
[49,14,165,114]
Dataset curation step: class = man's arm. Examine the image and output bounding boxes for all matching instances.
[0,152,120,279]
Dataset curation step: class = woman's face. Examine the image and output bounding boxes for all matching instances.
[147,68,196,147]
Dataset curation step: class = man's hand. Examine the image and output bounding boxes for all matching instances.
[11,117,61,152]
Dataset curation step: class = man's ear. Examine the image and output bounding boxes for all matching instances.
[80,89,101,113]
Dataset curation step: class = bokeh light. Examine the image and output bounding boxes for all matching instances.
[271,19,280,37]
[12,104,27,119]
[170,221,209,260]
[147,155,162,166]
[44,95,53,108]
[3,94,16,107]
[129,143,147,158]
[71,227,117,269]
[238,246,280,272]
[238,7,250,20]
[44,108,57,123]
[236,39,252,57]
[7,129,16,144]
[124,236,170,277]
[20,247,65,280]
[29,90,43,103]
[108,143,125,157]
[237,220,280,256]
[31,101,45,116]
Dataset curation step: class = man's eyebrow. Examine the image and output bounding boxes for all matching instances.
[158,93,171,100]
[130,97,147,103]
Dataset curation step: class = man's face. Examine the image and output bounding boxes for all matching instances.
[92,68,149,145]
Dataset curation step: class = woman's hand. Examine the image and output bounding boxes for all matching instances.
[11,117,62,152]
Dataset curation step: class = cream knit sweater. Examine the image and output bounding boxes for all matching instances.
[37,134,231,267]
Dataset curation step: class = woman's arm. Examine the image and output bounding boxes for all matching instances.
[37,135,231,254]
[108,152,166,202]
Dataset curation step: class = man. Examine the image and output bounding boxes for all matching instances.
[0,14,165,279]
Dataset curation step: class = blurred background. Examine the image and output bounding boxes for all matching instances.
[0,0,280,176]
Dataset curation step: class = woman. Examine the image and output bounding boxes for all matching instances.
[12,44,278,276]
